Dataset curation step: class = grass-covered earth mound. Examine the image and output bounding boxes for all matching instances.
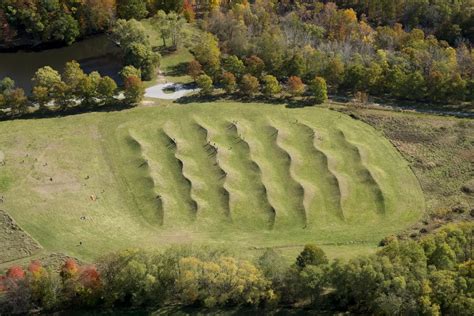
[0,102,424,263]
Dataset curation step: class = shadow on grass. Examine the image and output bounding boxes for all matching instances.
[175,92,319,108]
[165,62,189,77]
[0,101,134,122]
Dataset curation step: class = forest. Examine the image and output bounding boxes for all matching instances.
[0,0,473,109]
[1,222,472,314]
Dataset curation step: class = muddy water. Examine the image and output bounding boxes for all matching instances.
[0,35,122,93]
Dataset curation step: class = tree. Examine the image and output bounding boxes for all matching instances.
[120,66,142,81]
[153,10,171,47]
[221,72,237,93]
[0,77,15,93]
[223,55,246,79]
[7,88,28,116]
[182,0,196,22]
[117,0,148,20]
[244,55,265,78]
[32,66,62,89]
[188,60,203,81]
[262,75,281,97]
[196,74,213,95]
[111,19,149,49]
[309,77,328,104]
[46,14,80,45]
[63,61,86,88]
[176,256,272,308]
[287,76,305,97]
[299,265,327,304]
[125,42,161,80]
[239,74,260,97]
[97,76,118,105]
[124,75,145,105]
[32,86,50,112]
[323,56,345,91]
[285,53,305,78]
[193,33,221,78]
[296,244,328,269]
[153,11,186,49]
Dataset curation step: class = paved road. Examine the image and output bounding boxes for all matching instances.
[145,83,199,100]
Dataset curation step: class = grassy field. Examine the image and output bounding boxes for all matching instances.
[0,101,424,265]
[339,106,473,227]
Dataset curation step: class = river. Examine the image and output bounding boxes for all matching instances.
[0,35,122,93]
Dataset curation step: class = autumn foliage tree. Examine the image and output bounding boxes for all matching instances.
[221,72,237,93]
[182,0,196,22]
[188,60,203,81]
[287,76,305,97]
[239,74,260,97]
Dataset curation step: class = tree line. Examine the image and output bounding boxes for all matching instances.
[0,62,145,120]
[1,222,472,314]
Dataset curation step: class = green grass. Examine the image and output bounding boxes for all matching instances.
[0,102,425,263]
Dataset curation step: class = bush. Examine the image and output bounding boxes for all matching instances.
[262,75,281,97]
[296,244,328,269]
[239,74,260,97]
[287,76,305,97]
[221,72,237,93]
[309,76,328,104]
[196,74,214,95]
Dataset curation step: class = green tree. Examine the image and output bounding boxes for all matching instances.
[32,86,49,112]
[97,76,118,105]
[309,77,328,104]
[323,56,345,91]
[117,0,148,20]
[0,77,15,93]
[296,244,328,269]
[196,74,214,95]
[125,42,161,80]
[285,53,305,78]
[32,66,62,89]
[262,75,281,97]
[193,33,221,78]
[120,66,142,81]
[46,14,80,45]
[111,19,149,49]
[239,74,260,97]
[223,55,246,79]
[299,265,327,304]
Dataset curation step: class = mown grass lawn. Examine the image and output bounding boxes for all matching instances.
[0,101,424,263]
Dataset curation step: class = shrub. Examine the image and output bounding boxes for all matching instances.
[287,76,305,97]
[309,76,328,104]
[262,75,281,97]
[221,72,237,93]
[239,74,260,97]
[124,75,145,105]
[296,244,328,269]
[196,74,214,95]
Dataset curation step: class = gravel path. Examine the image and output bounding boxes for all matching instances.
[145,83,199,100]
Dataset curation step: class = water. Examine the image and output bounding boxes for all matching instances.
[0,35,122,93]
